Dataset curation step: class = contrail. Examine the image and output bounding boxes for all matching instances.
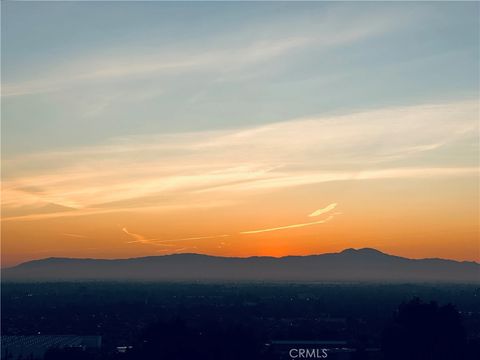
[123,227,230,246]
[154,234,230,243]
[122,227,159,244]
[240,214,338,234]
[63,233,88,239]
[156,246,198,253]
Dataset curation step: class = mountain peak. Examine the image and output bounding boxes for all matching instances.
[340,248,386,255]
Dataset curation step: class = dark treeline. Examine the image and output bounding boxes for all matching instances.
[2,282,480,359]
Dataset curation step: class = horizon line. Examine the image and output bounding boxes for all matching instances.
[4,247,479,269]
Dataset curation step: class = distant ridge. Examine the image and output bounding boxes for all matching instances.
[2,248,479,283]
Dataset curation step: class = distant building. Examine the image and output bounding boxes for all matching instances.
[1,335,101,360]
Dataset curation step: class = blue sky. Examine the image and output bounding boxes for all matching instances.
[2,1,478,155]
[2,2,479,264]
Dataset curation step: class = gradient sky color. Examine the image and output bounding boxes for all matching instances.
[1,1,479,267]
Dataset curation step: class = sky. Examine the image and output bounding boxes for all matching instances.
[1,1,479,267]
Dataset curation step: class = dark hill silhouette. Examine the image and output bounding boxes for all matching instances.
[2,248,479,282]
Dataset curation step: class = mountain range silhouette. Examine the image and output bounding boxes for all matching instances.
[3,248,479,282]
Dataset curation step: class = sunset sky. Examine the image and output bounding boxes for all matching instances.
[2,2,479,267]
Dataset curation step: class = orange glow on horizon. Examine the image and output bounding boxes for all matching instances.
[2,175,479,267]
[2,102,479,267]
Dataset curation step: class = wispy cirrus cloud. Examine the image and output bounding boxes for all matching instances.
[2,100,478,221]
[0,36,315,97]
[2,6,405,98]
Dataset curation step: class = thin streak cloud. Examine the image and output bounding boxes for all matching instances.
[240,214,338,235]
[156,247,198,254]
[154,234,231,243]
[309,203,337,217]
[63,233,88,239]
[122,227,159,245]
[123,228,230,248]
[2,100,478,221]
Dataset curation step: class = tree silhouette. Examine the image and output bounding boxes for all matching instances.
[382,298,466,360]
